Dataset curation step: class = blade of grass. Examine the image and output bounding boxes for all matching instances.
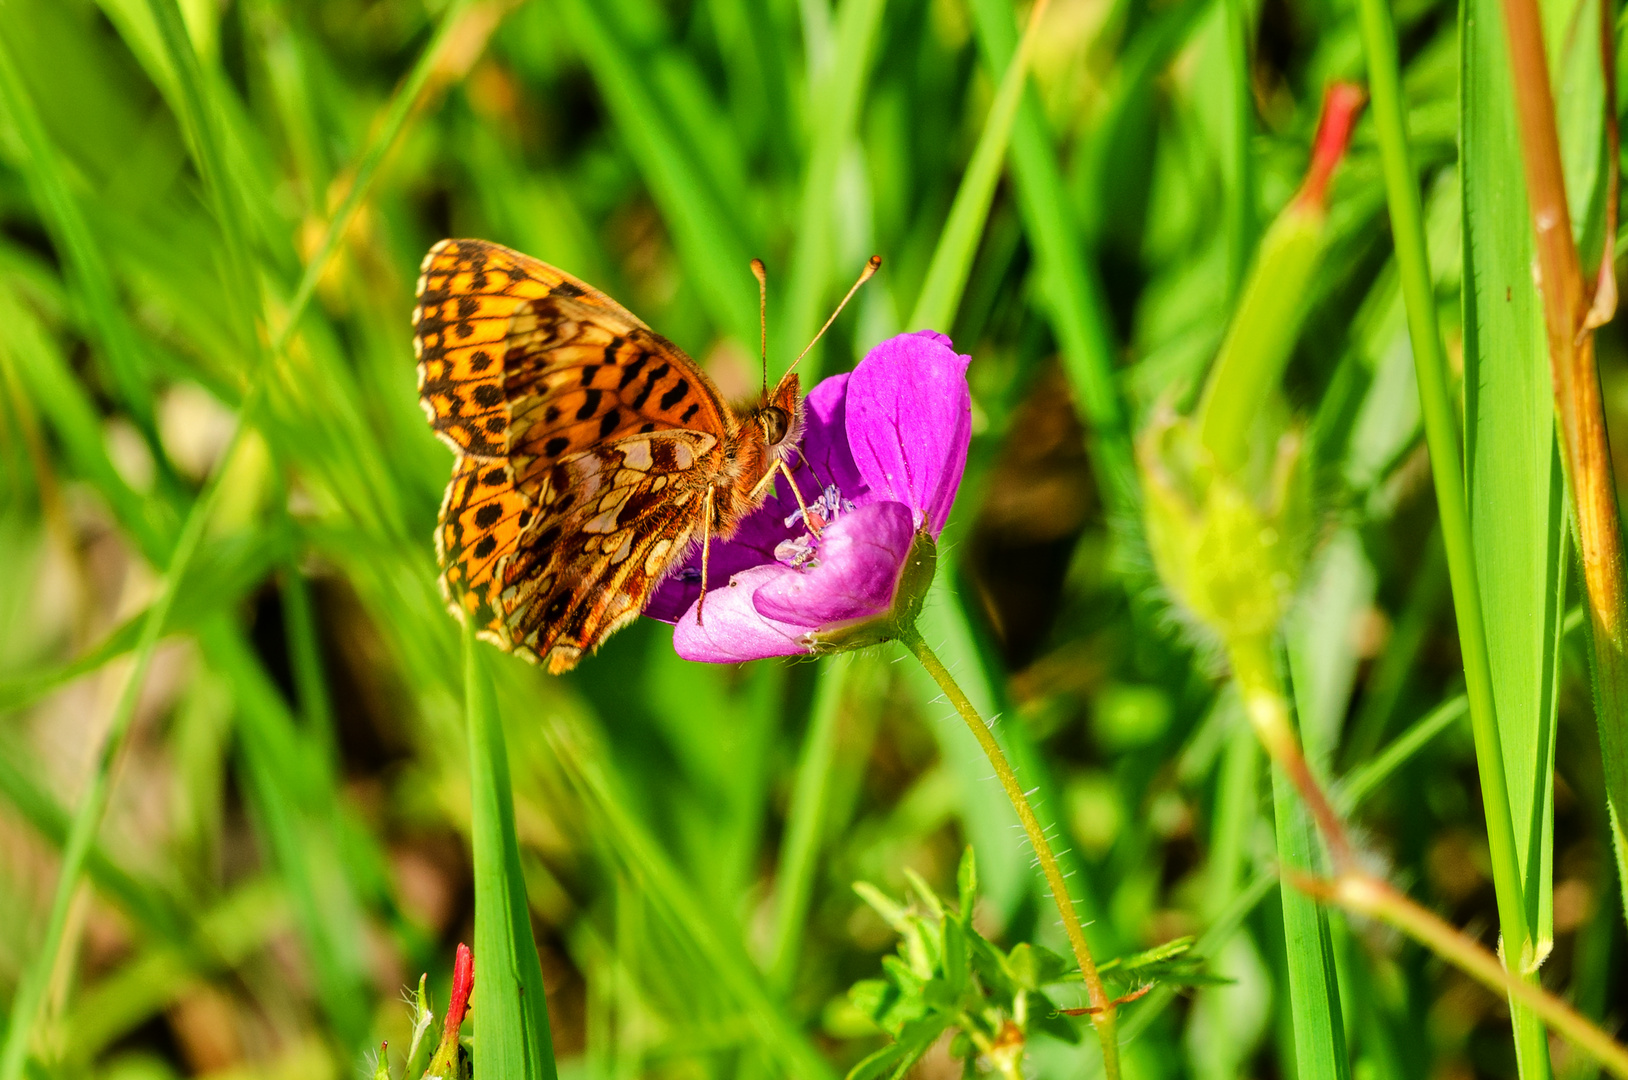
[1340,695,1469,809]
[0,29,157,438]
[1497,0,1628,931]
[199,616,374,1053]
[1231,636,1351,1080]
[465,624,558,1080]
[964,0,1136,515]
[143,0,259,349]
[908,0,1051,336]
[275,0,476,351]
[538,710,839,1080]
[555,0,756,347]
[0,746,193,953]
[766,652,852,991]
[780,0,887,379]
[0,387,261,1080]
[1359,0,1551,1070]
[1459,0,1568,973]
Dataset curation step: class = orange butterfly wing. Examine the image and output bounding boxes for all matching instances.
[414,239,745,671]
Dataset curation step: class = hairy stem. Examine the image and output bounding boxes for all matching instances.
[900,626,1121,1080]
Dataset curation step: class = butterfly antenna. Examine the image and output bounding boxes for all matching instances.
[751,258,769,398]
[785,255,882,377]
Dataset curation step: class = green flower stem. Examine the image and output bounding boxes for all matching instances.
[1357,0,1547,1051]
[1301,873,1628,1080]
[899,626,1121,1080]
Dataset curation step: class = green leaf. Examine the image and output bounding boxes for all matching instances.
[845,1043,910,1080]
[463,626,558,1080]
[956,847,978,926]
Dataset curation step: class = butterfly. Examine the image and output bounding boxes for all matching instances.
[414,238,877,673]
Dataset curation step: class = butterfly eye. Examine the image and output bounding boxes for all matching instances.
[761,406,790,445]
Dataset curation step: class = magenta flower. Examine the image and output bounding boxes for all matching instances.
[646,330,972,662]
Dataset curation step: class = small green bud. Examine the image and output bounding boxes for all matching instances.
[1139,409,1313,644]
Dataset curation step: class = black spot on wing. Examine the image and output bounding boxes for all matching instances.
[576,389,602,420]
[618,353,648,389]
[659,379,690,411]
[599,409,622,438]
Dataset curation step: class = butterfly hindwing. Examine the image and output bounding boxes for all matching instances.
[435,454,532,631]
[492,433,715,671]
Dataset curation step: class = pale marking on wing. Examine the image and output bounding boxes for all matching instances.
[583,505,623,534]
[672,442,695,470]
[644,539,673,576]
[622,440,652,470]
[609,533,634,565]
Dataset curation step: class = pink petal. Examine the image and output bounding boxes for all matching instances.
[844,332,971,536]
[671,565,819,662]
[752,501,915,625]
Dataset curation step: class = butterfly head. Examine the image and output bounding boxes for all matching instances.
[757,371,802,455]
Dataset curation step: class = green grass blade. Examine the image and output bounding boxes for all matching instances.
[1457,0,1568,971]
[0,30,157,435]
[1361,0,1552,1070]
[0,747,193,952]
[906,0,1041,334]
[555,0,756,347]
[275,0,475,351]
[465,626,559,1080]
[1340,695,1469,810]
[1269,766,1351,1080]
[0,284,168,559]
[767,653,852,990]
[964,0,1136,514]
[200,617,375,1052]
[0,400,254,1080]
[143,0,259,349]
[545,720,839,1080]
[780,0,887,379]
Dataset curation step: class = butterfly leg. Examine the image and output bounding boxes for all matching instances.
[748,459,823,536]
[697,487,715,625]
[777,459,823,536]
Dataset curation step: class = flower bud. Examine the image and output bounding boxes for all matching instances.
[1139,410,1312,644]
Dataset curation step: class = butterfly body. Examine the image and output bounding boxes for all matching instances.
[415,238,801,672]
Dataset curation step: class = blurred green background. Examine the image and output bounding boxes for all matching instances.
[0,0,1623,1077]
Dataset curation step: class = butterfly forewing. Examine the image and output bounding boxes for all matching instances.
[415,238,772,671]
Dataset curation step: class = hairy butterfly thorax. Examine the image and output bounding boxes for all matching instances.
[415,238,876,673]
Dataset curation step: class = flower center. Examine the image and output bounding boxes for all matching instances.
[774,485,856,570]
